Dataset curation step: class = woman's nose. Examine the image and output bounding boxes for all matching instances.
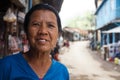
[38,24,48,34]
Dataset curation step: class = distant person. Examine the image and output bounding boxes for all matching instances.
[8,32,21,54]
[20,31,29,53]
[63,40,70,48]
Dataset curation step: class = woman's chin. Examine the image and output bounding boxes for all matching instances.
[37,47,50,53]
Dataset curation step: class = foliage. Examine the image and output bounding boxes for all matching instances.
[67,11,95,30]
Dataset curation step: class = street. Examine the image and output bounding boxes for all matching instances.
[59,41,120,80]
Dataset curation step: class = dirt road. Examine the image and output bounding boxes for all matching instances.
[59,41,120,80]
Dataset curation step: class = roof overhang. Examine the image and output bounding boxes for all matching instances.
[102,26,120,33]
[96,19,120,30]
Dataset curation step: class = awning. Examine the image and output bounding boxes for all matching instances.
[102,26,120,33]
[10,0,26,8]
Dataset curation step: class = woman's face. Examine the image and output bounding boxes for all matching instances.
[28,10,59,53]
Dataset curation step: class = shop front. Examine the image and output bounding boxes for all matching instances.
[0,0,27,57]
[101,26,120,63]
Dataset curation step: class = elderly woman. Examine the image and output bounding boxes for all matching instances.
[0,4,69,80]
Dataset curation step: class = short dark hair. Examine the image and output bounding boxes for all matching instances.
[23,3,62,35]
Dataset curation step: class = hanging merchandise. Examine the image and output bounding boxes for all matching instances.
[18,11,25,23]
[3,8,17,23]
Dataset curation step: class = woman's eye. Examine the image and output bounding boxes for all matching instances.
[48,24,55,28]
[32,22,40,27]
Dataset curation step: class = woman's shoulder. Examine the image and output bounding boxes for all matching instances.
[50,59,69,79]
[0,53,22,65]
[52,59,68,71]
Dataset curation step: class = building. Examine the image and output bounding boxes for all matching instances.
[62,27,88,41]
[95,0,120,60]
[0,0,28,57]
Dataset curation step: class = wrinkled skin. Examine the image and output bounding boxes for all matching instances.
[28,10,59,54]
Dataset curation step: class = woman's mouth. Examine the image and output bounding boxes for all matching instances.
[36,38,49,44]
[39,39,46,42]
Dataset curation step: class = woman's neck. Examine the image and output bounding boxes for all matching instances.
[23,51,52,78]
[24,50,52,65]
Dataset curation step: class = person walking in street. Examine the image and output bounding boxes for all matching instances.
[0,4,69,80]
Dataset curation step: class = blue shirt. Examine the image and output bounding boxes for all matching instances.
[0,53,69,80]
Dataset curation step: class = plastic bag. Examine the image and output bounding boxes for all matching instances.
[3,8,17,23]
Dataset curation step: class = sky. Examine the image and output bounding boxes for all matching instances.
[59,0,96,27]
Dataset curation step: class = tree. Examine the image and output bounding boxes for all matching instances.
[67,11,95,30]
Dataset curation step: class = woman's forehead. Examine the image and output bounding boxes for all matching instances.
[32,9,56,16]
[30,10,57,21]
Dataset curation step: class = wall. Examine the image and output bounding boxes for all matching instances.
[95,0,120,29]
